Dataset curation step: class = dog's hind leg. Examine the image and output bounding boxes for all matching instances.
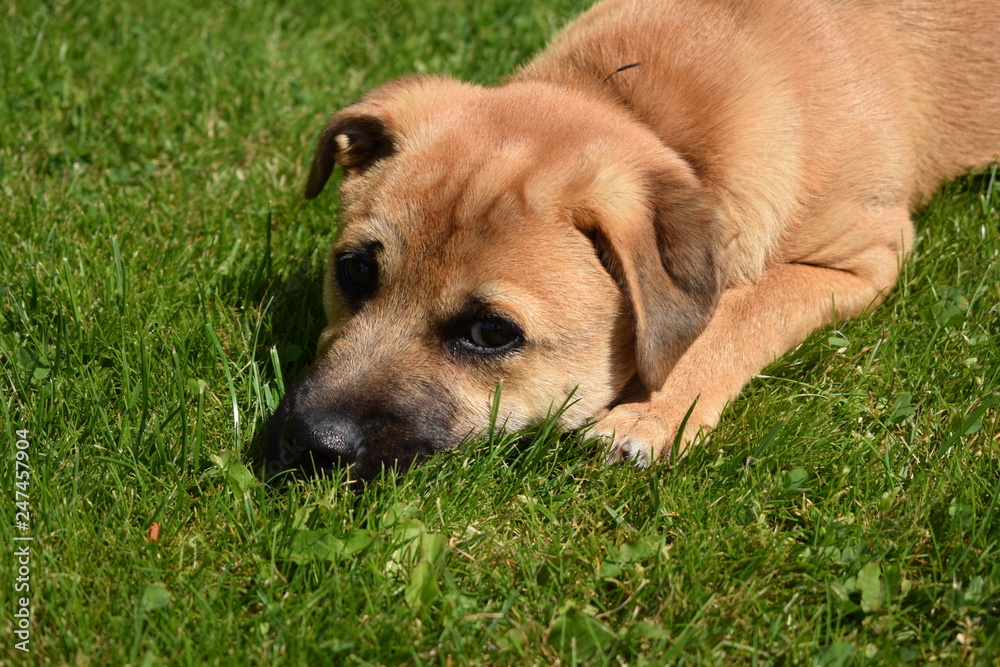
[598,205,914,466]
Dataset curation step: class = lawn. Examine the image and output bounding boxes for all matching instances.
[1,0,998,663]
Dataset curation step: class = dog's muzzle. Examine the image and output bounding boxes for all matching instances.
[263,367,456,483]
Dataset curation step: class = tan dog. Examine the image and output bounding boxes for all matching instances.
[265,0,1000,481]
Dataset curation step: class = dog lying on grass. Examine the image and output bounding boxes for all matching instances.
[265,0,1000,482]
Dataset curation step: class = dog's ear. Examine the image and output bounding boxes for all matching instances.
[306,75,475,199]
[572,161,722,390]
[306,75,463,199]
[305,112,396,199]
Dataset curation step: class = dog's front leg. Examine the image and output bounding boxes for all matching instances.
[597,207,913,466]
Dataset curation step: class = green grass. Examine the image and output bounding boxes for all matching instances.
[2,0,998,664]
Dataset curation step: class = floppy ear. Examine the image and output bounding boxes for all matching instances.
[305,75,471,199]
[573,163,722,390]
[305,111,396,199]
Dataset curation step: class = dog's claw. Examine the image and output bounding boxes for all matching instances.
[595,426,656,468]
[605,439,654,468]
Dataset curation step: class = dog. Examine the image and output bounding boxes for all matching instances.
[265,0,1000,482]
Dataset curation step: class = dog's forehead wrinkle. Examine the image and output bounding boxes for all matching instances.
[357,177,531,275]
[388,96,608,207]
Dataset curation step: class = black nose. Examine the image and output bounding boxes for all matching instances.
[288,412,360,464]
[265,401,362,480]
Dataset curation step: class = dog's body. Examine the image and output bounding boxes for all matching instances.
[266,0,1000,480]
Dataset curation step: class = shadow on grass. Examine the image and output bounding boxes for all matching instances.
[231,222,328,478]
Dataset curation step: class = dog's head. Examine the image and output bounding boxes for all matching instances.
[265,75,721,482]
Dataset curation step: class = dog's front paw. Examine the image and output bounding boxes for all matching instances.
[592,402,709,467]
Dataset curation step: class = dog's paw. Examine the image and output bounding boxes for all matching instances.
[591,402,709,467]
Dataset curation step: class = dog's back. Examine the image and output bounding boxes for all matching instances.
[885,1,1000,191]
[519,0,1000,274]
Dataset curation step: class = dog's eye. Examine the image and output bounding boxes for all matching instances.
[336,252,378,302]
[464,318,522,353]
